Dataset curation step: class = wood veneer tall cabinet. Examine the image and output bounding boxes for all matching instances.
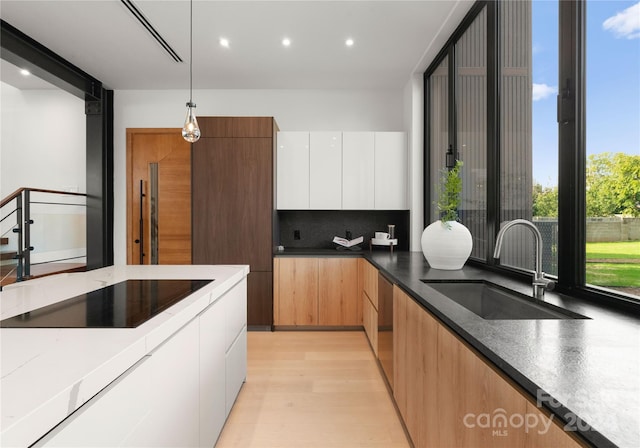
[192,117,278,328]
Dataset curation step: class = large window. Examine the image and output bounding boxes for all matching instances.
[584,0,640,298]
[457,8,488,260]
[424,0,640,304]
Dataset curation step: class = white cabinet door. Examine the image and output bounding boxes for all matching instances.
[222,279,247,417]
[224,278,248,350]
[374,132,407,209]
[35,357,153,447]
[199,300,226,447]
[277,131,309,209]
[342,132,375,209]
[140,319,200,447]
[39,322,201,448]
[225,329,247,417]
[309,132,342,209]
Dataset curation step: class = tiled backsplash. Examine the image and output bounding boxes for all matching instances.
[277,210,410,250]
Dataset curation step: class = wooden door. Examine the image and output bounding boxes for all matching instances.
[126,129,191,264]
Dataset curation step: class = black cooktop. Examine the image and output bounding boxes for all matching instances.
[0,279,213,328]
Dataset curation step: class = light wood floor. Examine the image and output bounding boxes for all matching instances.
[216,331,411,448]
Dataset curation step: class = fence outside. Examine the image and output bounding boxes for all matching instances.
[585,217,640,242]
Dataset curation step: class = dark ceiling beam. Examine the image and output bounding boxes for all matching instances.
[0,19,102,100]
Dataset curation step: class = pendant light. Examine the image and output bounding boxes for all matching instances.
[182,0,200,143]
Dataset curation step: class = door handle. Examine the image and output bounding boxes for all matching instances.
[139,179,145,264]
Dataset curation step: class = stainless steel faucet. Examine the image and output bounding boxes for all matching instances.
[493,219,555,299]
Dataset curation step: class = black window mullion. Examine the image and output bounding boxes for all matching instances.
[423,72,431,228]
[486,1,500,265]
[448,45,457,160]
[557,0,586,292]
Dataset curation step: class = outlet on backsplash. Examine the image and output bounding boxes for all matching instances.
[294,230,301,240]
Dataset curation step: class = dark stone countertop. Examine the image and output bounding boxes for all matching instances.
[275,249,640,448]
[273,246,398,257]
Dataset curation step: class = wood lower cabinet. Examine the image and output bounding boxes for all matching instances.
[362,290,378,356]
[362,258,378,309]
[393,286,585,448]
[274,258,318,325]
[361,259,379,355]
[318,258,360,325]
[274,257,359,326]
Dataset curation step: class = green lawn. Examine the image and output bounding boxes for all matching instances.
[586,241,640,260]
[586,241,640,288]
[586,263,640,287]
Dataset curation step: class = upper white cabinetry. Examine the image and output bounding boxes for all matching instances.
[310,132,342,209]
[277,131,310,209]
[342,132,375,209]
[374,132,407,209]
[277,131,407,210]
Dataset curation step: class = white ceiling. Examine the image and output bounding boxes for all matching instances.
[0,0,473,91]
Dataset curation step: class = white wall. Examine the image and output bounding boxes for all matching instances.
[113,88,405,264]
[0,82,86,196]
[0,82,87,262]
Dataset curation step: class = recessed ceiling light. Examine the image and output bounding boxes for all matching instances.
[345,38,354,47]
[282,37,291,47]
[219,38,230,48]
[20,69,30,76]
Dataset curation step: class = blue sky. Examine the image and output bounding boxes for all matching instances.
[532,0,640,187]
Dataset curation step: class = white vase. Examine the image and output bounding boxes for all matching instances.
[421,221,473,270]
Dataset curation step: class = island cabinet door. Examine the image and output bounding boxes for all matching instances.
[34,323,200,447]
[32,357,153,447]
[222,278,248,417]
[131,319,200,447]
[198,299,226,447]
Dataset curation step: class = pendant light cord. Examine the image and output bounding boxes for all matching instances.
[189,0,193,104]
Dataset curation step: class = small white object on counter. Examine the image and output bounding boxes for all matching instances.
[371,238,398,246]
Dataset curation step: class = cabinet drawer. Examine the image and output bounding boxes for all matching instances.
[362,291,378,357]
[225,328,247,417]
[34,357,152,447]
[223,278,248,350]
[362,260,379,309]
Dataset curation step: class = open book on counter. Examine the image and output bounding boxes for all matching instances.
[332,235,364,248]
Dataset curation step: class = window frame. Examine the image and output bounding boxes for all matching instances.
[423,0,640,311]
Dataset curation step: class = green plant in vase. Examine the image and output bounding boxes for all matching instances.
[436,160,463,226]
[421,159,473,270]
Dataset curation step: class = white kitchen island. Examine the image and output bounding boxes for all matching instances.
[0,264,249,447]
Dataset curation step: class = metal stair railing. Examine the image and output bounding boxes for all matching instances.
[0,187,87,287]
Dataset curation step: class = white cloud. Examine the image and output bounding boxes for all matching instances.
[532,83,557,101]
[603,2,640,39]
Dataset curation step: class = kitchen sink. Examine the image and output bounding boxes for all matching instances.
[421,280,589,320]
